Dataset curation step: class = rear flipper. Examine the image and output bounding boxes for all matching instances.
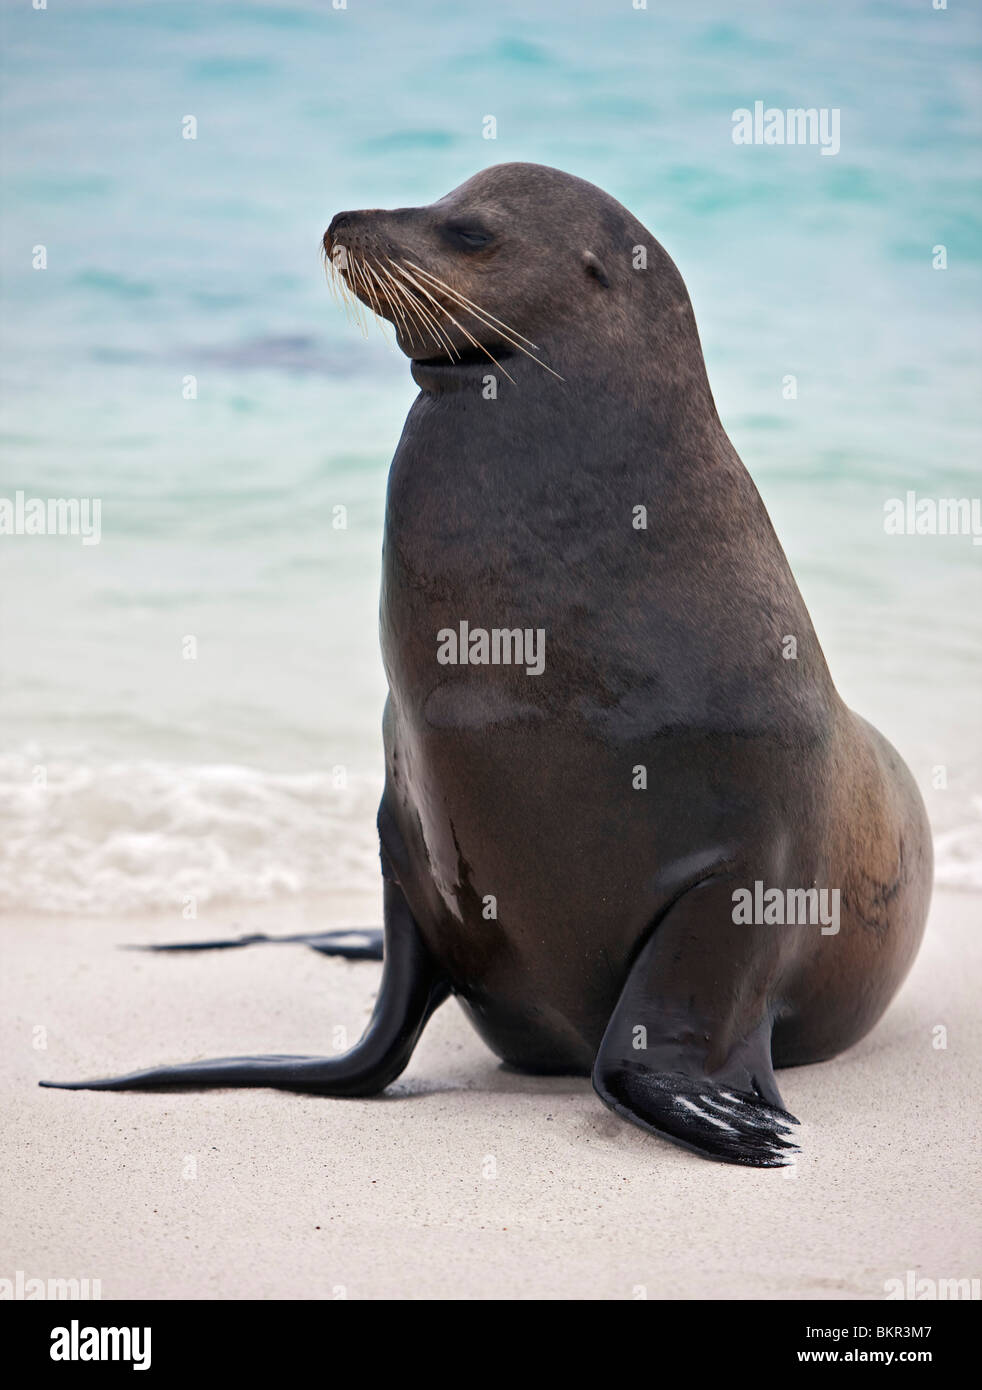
[127,928,384,961]
[41,881,445,1094]
[593,872,801,1168]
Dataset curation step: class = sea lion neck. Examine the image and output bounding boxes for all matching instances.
[407,325,724,477]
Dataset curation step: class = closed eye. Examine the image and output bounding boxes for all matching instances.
[445,224,494,250]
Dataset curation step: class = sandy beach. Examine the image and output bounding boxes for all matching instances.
[2,887,978,1301]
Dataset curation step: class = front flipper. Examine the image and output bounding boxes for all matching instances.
[41,881,446,1094]
[128,928,385,961]
[593,872,801,1168]
[594,1070,799,1168]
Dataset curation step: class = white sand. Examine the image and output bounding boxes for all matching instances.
[2,889,979,1300]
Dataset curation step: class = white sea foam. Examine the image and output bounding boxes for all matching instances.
[0,753,382,915]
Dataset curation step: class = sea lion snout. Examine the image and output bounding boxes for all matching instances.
[322,211,349,252]
[323,209,368,255]
[323,209,414,339]
[322,201,519,374]
[324,205,411,248]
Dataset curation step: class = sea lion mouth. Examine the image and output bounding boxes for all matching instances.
[408,342,518,391]
[413,344,515,369]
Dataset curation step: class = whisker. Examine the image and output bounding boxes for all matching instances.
[349,257,372,337]
[403,260,564,382]
[356,258,391,341]
[397,282,460,359]
[389,260,516,384]
[362,259,403,340]
[368,259,418,350]
[372,260,436,352]
[365,259,417,350]
[328,243,552,383]
[405,261,540,351]
[334,247,365,332]
[330,249,359,329]
[384,263,468,363]
[376,261,458,359]
[364,259,409,338]
[322,247,342,309]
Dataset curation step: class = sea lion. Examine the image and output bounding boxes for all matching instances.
[42,163,932,1167]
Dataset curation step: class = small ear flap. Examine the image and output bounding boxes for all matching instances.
[582,250,610,289]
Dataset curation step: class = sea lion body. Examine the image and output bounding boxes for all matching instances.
[45,164,932,1166]
[375,232,930,1075]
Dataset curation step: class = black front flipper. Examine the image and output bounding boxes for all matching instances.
[592,872,801,1168]
[594,1069,799,1168]
[41,881,446,1094]
[127,928,384,961]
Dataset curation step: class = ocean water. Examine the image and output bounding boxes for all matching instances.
[1,0,980,912]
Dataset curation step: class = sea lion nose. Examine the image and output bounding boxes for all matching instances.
[324,211,360,253]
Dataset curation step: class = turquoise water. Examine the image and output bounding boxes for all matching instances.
[1,0,980,909]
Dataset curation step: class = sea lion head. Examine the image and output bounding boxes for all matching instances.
[323,162,703,393]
